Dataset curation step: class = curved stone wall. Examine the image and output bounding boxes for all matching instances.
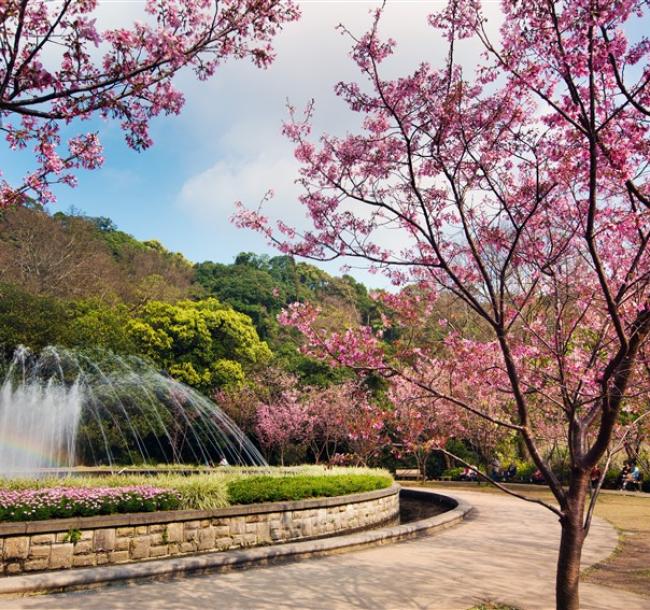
[0,484,399,576]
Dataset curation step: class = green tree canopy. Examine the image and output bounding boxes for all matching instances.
[128,298,272,392]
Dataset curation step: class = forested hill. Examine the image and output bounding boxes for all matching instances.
[0,206,381,392]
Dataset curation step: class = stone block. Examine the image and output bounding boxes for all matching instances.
[149,533,164,546]
[256,522,271,542]
[5,563,21,575]
[4,537,29,560]
[97,553,109,566]
[28,545,51,559]
[184,529,198,543]
[109,550,130,564]
[31,534,55,545]
[80,530,94,541]
[24,558,49,572]
[299,521,312,538]
[242,534,257,547]
[130,536,151,560]
[198,527,216,551]
[168,543,180,555]
[135,526,148,535]
[215,537,233,551]
[73,554,97,568]
[214,525,230,537]
[149,545,168,558]
[180,542,197,554]
[115,537,130,551]
[49,544,73,570]
[148,524,165,533]
[166,523,183,543]
[116,527,134,537]
[93,529,116,552]
[230,519,245,535]
[73,540,93,555]
[245,523,257,534]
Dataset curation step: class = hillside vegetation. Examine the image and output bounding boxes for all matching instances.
[0,206,379,393]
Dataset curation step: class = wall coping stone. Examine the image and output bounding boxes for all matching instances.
[0,484,400,536]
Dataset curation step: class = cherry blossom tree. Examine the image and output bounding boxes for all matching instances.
[238,2,650,608]
[255,388,312,466]
[388,377,463,480]
[0,0,299,207]
[303,382,356,464]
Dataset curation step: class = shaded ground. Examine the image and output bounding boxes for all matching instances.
[423,481,650,601]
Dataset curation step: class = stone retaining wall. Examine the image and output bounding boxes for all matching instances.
[0,485,399,576]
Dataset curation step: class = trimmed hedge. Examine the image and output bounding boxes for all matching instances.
[227,474,393,505]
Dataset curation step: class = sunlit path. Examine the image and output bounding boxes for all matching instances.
[1,489,647,610]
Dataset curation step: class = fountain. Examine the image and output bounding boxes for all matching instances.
[0,346,267,477]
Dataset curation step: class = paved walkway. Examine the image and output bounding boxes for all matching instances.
[1,489,648,610]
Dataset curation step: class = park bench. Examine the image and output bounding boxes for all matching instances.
[395,468,421,480]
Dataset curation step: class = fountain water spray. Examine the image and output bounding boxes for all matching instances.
[0,347,267,477]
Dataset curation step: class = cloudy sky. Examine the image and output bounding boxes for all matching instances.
[1,0,502,287]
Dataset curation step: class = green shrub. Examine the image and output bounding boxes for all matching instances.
[441,467,464,480]
[513,462,535,482]
[603,468,621,489]
[227,474,393,505]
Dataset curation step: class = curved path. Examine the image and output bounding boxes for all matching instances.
[1,488,648,610]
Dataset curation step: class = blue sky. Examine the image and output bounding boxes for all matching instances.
[0,1,499,287]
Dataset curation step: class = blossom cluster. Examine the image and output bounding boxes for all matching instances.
[0,486,180,522]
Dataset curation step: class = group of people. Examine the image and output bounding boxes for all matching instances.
[489,459,518,483]
[618,461,642,491]
[457,458,643,491]
[459,461,519,483]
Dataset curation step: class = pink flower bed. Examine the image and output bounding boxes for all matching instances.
[0,486,180,522]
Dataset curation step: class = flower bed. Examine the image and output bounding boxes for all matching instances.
[0,467,393,514]
[0,487,180,522]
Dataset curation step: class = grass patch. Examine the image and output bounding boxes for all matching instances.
[227,473,393,504]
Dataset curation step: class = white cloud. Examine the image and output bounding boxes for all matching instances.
[179,154,303,226]
[174,0,503,283]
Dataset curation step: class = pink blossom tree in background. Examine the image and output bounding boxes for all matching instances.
[333,383,386,467]
[303,381,358,464]
[238,1,650,607]
[252,377,387,467]
[388,377,463,480]
[0,0,299,207]
[255,388,312,466]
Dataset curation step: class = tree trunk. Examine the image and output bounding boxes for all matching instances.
[555,470,589,610]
